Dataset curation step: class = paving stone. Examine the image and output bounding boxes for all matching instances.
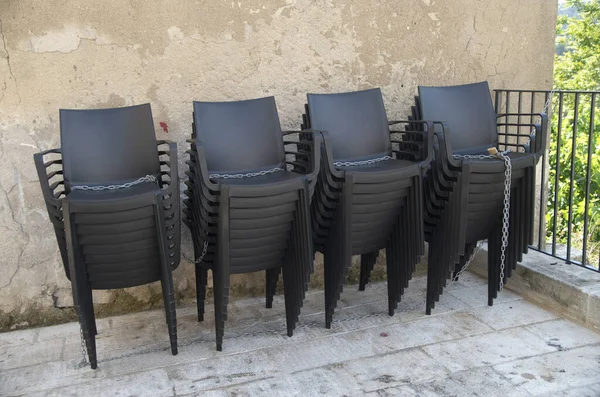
[447,284,521,308]
[194,366,363,397]
[421,327,557,372]
[367,385,421,396]
[494,344,600,395]
[413,366,532,397]
[0,361,100,396]
[525,319,600,350]
[467,300,557,330]
[0,337,65,370]
[0,327,37,347]
[44,368,174,397]
[339,348,448,392]
[1,278,598,397]
[543,383,600,397]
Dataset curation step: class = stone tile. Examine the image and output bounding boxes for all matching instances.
[545,383,600,397]
[367,385,421,397]
[447,284,521,308]
[467,300,557,330]
[525,319,600,350]
[421,326,556,372]
[455,271,489,287]
[0,337,65,370]
[36,322,81,342]
[0,361,101,396]
[494,344,600,395]
[202,366,363,397]
[0,328,38,347]
[165,312,489,394]
[339,348,448,392]
[414,366,531,397]
[44,368,174,397]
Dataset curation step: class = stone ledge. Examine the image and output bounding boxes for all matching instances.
[468,246,600,332]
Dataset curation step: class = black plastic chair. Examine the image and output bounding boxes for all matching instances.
[302,88,433,328]
[413,81,547,313]
[184,96,321,350]
[34,104,180,369]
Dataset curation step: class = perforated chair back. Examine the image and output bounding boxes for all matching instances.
[60,104,160,188]
[418,81,497,154]
[307,88,391,162]
[193,97,285,174]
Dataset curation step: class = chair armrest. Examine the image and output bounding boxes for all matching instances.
[388,120,434,169]
[495,112,548,155]
[187,140,220,191]
[157,140,178,197]
[431,122,462,170]
[33,148,65,205]
[282,129,323,185]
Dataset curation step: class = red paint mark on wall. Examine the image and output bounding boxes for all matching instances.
[159,122,169,134]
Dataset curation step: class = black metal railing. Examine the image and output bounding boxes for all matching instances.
[495,89,600,272]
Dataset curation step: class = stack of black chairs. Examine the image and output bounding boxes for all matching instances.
[411,82,547,313]
[34,104,180,369]
[302,88,433,328]
[183,97,321,351]
[34,82,548,369]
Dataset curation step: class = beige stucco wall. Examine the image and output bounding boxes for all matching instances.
[0,0,557,330]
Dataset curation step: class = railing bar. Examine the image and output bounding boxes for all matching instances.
[537,92,550,250]
[505,92,511,146]
[552,93,564,256]
[517,92,523,141]
[494,90,501,114]
[567,93,579,262]
[530,93,544,249]
[582,94,596,266]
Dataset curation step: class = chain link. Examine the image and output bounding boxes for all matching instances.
[452,241,484,282]
[334,155,393,168]
[71,175,158,191]
[209,167,284,180]
[452,149,511,291]
[182,240,209,264]
[76,324,88,368]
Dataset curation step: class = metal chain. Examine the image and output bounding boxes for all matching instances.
[209,167,284,180]
[182,240,209,264]
[452,241,484,282]
[71,175,158,191]
[334,155,393,168]
[76,325,88,368]
[452,149,512,291]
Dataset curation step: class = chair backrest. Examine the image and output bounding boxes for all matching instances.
[307,88,391,162]
[418,81,497,154]
[193,97,285,174]
[60,104,160,188]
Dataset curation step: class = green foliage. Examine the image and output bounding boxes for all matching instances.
[546,0,600,266]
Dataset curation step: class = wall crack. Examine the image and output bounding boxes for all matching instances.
[0,18,22,106]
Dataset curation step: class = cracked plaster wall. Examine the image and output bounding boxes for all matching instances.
[0,0,557,330]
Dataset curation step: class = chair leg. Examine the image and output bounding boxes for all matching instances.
[359,252,377,291]
[266,267,281,309]
[160,272,178,356]
[75,282,97,369]
[196,264,208,322]
[213,266,230,351]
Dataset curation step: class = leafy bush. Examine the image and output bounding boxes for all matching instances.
[546,0,600,267]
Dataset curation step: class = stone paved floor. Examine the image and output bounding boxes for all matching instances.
[1,273,600,397]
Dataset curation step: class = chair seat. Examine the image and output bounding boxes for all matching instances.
[67,182,160,203]
[210,169,303,187]
[337,158,416,173]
